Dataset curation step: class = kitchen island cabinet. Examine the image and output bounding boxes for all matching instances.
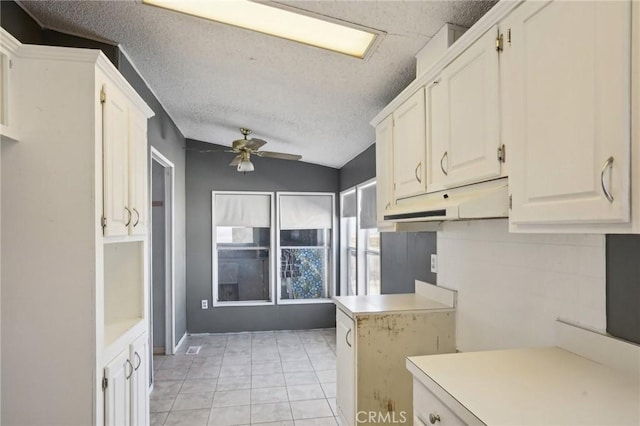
[333,283,456,426]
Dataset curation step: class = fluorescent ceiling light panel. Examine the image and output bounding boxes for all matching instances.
[143,0,379,58]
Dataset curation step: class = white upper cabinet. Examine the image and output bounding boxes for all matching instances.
[503,0,632,226]
[128,109,149,236]
[103,84,131,237]
[375,114,394,225]
[103,82,150,238]
[427,25,503,192]
[0,30,20,142]
[392,88,427,200]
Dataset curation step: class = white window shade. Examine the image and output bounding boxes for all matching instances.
[359,183,377,229]
[214,193,271,227]
[341,191,356,218]
[280,194,333,230]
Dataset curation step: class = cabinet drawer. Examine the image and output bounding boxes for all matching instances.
[413,379,476,426]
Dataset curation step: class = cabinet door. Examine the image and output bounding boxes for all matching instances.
[128,110,148,236]
[392,88,426,200]
[104,349,132,426]
[413,380,467,426]
[103,85,131,237]
[130,333,149,426]
[336,309,356,426]
[504,1,631,225]
[375,114,394,224]
[428,26,502,192]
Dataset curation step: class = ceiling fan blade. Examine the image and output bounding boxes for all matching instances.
[229,155,242,166]
[256,151,302,161]
[245,138,267,151]
[232,139,247,151]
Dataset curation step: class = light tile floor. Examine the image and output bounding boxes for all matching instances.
[151,329,338,426]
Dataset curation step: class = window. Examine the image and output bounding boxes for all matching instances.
[340,179,380,296]
[340,188,358,296]
[212,192,274,305]
[277,193,335,303]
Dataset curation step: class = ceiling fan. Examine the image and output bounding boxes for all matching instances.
[228,128,302,172]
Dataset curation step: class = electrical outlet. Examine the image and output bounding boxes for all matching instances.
[430,254,438,273]
[201,299,208,309]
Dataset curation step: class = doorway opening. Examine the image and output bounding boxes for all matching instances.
[150,147,176,370]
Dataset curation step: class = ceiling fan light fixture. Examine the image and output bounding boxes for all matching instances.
[237,158,255,173]
[142,0,382,59]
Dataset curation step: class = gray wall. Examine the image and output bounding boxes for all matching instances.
[118,53,188,346]
[186,139,339,333]
[379,232,437,293]
[339,144,377,191]
[606,235,640,344]
[152,162,166,349]
[339,143,438,294]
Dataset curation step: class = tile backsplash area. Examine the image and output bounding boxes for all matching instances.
[438,219,605,352]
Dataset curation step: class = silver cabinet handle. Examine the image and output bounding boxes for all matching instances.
[346,329,352,348]
[132,208,140,227]
[429,413,441,424]
[415,162,422,183]
[125,359,134,380]
[385,202,391,210]
[440,151,448,176]
[134,351,142,371]
[124,207,132,226]
[600,156,614,203]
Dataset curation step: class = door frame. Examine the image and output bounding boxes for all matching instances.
[150,147,176,355]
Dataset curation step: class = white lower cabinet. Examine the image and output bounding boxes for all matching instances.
[336,309,356,425]
[104,333,149,426]
[130,333,150,426]
[104,349,132,426]
[334,301,455,426]
[413,379,469,426]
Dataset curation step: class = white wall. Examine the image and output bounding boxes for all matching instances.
[437,219,605,352]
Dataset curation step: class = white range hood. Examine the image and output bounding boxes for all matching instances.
[384,178,509,223]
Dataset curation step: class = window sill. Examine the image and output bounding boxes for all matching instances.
[212,300,275,308]
[277,298,335,305]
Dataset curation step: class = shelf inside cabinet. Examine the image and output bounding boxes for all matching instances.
[104,241,144,347]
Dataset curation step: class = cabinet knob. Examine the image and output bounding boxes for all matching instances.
[429,413,441,424]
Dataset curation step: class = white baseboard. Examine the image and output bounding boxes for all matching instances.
[173,331,187,353]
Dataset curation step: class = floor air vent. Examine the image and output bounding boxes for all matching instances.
[185,346,201,355]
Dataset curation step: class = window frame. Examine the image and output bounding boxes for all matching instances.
[276,191,336,305]
[211,191,276,307]
[340,178,381,296]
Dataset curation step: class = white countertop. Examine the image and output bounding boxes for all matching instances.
[332,293,453,317]
[407,346,640,425]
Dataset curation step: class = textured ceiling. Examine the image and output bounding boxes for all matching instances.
[20,0,497,168]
